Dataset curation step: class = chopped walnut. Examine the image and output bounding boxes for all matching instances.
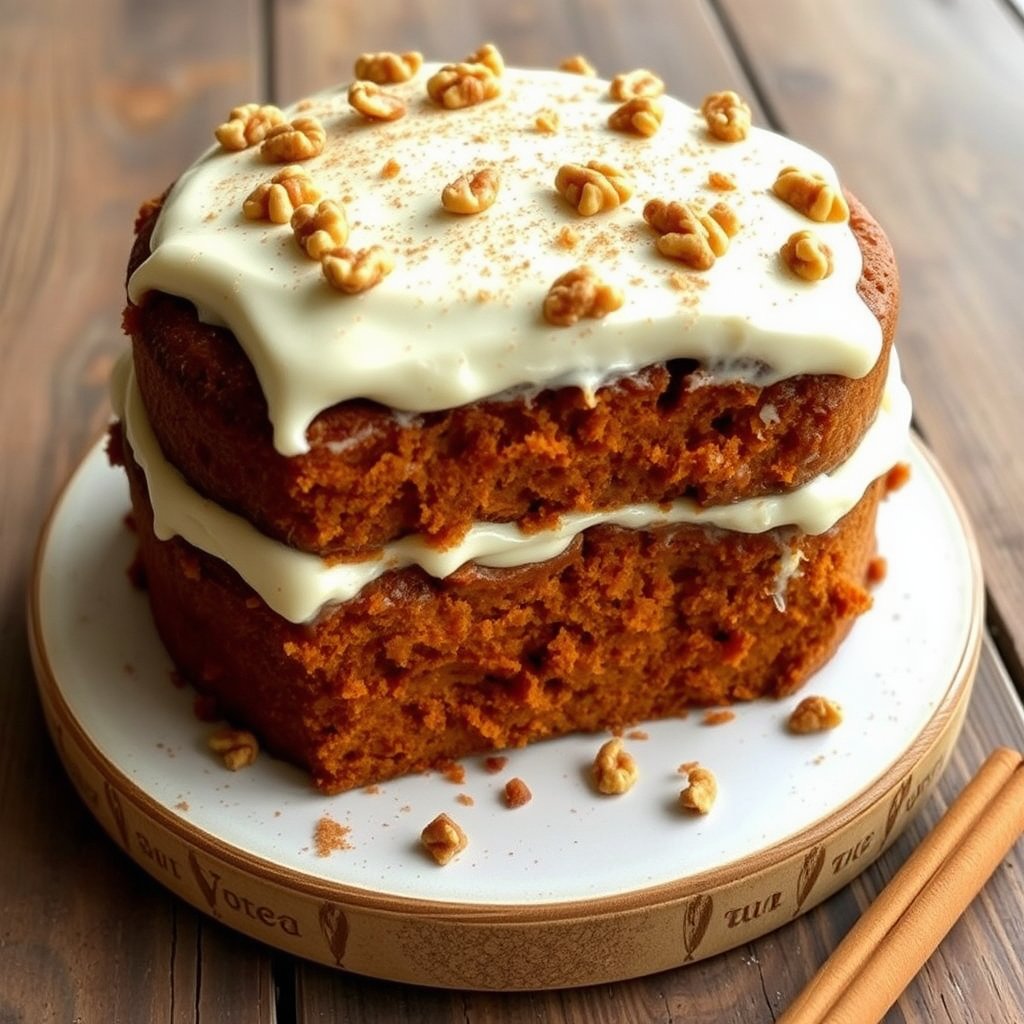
[208,726,259,771]
[560,54,597,76]
[354,49,423,84]
[789,695,844,733]
[608,96,664,137]
[441,167,500,214]
[680,765,717,814]
[348,80,406,121]
[543,265,624,326]
[701,90,752,142]
[214,103,285,150]
[504,777,532,808]
[260,115,326,162]
[707,169,737,191]
[773,166,850,223]
[242,165,322,224]
[321,245,395,294]
[591,737,639,795]
[420,812,468,865]
[781,229,834,281]
[291,199,349,260]
[644,198,740,270]
[535,109,560,134]
[426,62,501,109]
[464,42,504,77]
[555,160,633,216]
[610,68,665,101]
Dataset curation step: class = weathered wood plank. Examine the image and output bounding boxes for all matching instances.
[0,0,276,1019]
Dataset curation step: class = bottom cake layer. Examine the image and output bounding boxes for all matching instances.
[112,426,884,794]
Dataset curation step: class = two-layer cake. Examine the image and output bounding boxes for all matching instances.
[110,48,909,792]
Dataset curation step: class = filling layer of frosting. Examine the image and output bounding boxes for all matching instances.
[128,65,881,456]
[112,351,911,624]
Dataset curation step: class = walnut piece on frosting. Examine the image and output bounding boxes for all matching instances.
[560,54,597,76]
[773,166,850,223]
[426,62,501,109]
[535,108,560,134]
[608,96,664,137]
[321,245,394,294]
[543,265,623,326]
[610,68,665,101]
[214,103,285,151]
[208,726,259,771]
[354,49,423,84]
[243,165,322,224]
[260,115,326,162]
[680,764,718,814]
[788,695,844,733]
[420,812,468,865]
[441,167,500,214]
[291,199,349,260]
[707,169,737,191]
[464,42,505,77]
[644,198,740,270]
[348,80,406,121]
[555,160,633,216]
[781,229,834,281]
[701,90,752,142]
[591,737,639,795]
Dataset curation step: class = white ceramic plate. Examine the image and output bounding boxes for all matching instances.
[29,435,983,986]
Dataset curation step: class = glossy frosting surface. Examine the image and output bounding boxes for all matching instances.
[128,65,882,455]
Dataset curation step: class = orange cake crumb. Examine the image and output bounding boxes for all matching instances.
[504,777,532,808]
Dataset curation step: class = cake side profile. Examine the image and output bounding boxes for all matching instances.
[112,49,910,792]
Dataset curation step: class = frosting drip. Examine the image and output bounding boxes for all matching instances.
[112,351,911,625]
[128,66,881,456]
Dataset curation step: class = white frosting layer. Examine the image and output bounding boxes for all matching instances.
[128,65,881,456]
[113,351,911,625]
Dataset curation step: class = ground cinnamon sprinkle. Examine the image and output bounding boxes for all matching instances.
[314,815,353,856]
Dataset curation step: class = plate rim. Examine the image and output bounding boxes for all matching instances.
[27,432,984,922]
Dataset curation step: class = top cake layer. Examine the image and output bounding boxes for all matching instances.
[128,59,882,457]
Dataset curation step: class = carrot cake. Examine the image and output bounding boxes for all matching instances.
[110,47,910,792]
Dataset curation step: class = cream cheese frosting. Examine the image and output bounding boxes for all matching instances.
[112,350,911,624]
[127,64,882,456]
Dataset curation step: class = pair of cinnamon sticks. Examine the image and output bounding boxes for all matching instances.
[780,747,1024,1024]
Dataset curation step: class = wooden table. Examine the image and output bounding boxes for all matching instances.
[3,0,1024,1019]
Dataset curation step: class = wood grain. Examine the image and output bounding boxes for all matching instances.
[0,0,276,1020]
[3,0,1024,1021]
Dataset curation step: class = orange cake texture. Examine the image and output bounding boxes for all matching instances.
[111,46,910,792]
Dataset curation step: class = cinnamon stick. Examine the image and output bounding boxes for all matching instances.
[779,747,1024,1024]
